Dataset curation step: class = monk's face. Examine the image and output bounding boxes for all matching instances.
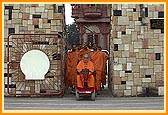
[72,45,76,51]
[77,45,82,50]
[83,55,89,63]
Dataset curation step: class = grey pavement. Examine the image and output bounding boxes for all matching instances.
[3,88,165,111]
[4,96,164,110]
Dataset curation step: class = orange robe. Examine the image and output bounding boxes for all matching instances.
[65,50,79,87]
[76,60,95,88]
[100,52,108,85]
[90,50,108,90]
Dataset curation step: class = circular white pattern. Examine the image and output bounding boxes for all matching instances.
[20,50,50,80]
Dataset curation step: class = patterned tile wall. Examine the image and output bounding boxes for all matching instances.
[110,4,164,96]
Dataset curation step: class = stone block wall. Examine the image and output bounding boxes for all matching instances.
[110,4,164,96]
[4,4,66,96]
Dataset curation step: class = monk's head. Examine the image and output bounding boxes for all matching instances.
[71,44,76,51]
[82,42,89,50]
[83,54,89,63]
[92,46,97,51]
[98,46,102,51]
[77,44,82,50]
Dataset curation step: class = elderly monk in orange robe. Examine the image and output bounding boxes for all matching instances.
[65,44,79,88]
[76,54,95,88]
[90,46,108,95]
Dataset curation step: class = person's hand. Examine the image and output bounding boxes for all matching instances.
[77,70,81,73]
[88,70,94,75]
[77,70,81,75]
[90,70,94,73]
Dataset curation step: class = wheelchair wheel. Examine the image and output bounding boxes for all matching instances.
[76,90,80,101]
[91,91,95,101]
